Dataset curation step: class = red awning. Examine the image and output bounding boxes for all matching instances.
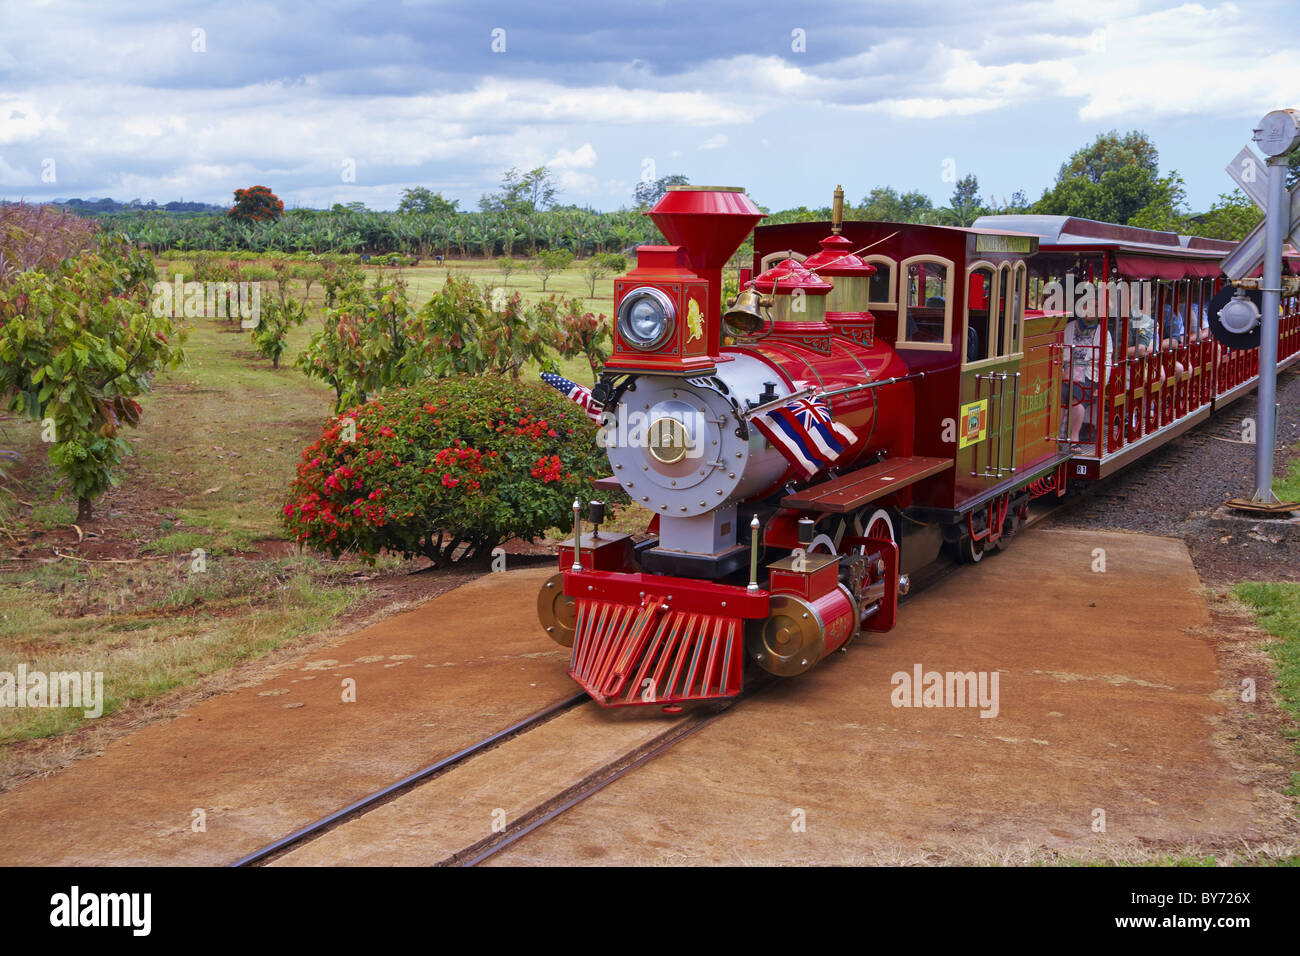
[1114,254,1223,280]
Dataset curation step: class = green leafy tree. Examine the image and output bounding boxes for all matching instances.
[553,297,611,379]
[984,190,1032,214]
[582,252,626,296]
[0,236,187,520]
[1127,172,1191,232]
[1058,130,1159,183]
[1035,130,1177,226]
[479,167,558,214]
[397,187,459,215]
[228,185,284,223]
[856,186,934,223]
[297,277,414,411]
[251,297,307,368]
[634,174,690,209]
[1197,190,1263,241]
[533,248,574,291]
[949,174,985,226]
[407,275,556,379]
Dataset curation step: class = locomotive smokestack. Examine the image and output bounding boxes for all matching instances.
[647,186,764,355]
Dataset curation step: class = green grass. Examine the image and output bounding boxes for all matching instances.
[142,531,213,555]
[1274,440,1300,504]
[1232,581,1300,803]
[0,555,357,745]
[29,501,75,530]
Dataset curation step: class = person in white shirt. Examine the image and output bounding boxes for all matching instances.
[1062,298,1110,449]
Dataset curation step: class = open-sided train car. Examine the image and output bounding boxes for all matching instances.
[973,214,1300,481]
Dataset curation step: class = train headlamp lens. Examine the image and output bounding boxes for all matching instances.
[1219,291,1260,334]
[617,287,675,350]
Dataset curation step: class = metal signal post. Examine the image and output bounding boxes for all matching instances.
[1254,152,1287,504]
[1220,108,1300,509]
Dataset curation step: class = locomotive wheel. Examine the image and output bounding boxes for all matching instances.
[860,508,896,544]
[957,534,985,564]
[992,500,1026,552]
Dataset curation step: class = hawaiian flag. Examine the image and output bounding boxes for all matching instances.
[540,372,604,423]
[753,393,857,478]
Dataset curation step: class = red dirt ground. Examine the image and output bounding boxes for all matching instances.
[0,528,1294,865]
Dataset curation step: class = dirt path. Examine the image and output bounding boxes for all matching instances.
[0,567,571,865]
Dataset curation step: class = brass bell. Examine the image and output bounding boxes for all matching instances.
[723,286,773,336]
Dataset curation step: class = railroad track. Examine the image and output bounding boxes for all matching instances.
[230,551,960,867]
[229,691,587,867]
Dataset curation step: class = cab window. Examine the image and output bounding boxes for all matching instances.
[864,256,896,307]
[965,264,996,362]
[899,256,953,350]
[1008,262,1026,353]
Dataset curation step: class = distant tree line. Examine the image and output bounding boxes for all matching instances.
[45,132,1300,256]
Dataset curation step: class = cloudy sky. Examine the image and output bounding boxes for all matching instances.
[1,0,1297,214]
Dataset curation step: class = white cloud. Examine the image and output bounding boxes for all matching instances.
[699,133,727,150]
[550,143,597,169]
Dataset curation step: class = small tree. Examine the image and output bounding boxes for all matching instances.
[291,262,326,307]
[496,256,516,288]
[551,297,611,379]
[252,297,307,368]
[229,185,284,223]
[297,277,414,411]
[1198,190,1263,241]
[408,275,555,379]
[397,187,459,215]
[582,252,626,296]
[533,249,573,291]
[0,237,186,520]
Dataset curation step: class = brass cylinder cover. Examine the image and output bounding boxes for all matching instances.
[746,594,825,677]
[537,572,577,647]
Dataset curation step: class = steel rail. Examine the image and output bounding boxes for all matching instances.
[228,690,589,867]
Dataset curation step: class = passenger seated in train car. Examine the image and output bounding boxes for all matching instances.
[1160,301,1204,375]
[1163,300,1208,347]
[1062,299,1109,450]
[1127,308,1155,357]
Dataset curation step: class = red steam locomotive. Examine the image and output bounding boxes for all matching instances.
[536,185,1300,710]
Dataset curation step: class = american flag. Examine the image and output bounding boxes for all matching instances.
[540,372,604,423]
[752,393,857,478]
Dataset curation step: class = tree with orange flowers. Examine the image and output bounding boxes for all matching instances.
[228,185,284,223]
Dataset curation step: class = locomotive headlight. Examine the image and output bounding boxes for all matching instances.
[1219,289,1261,334]
[617,287,675,351]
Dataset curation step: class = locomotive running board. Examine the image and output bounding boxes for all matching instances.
[781,456,952,513]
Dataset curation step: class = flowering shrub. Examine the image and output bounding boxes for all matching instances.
[282,376,607,565]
